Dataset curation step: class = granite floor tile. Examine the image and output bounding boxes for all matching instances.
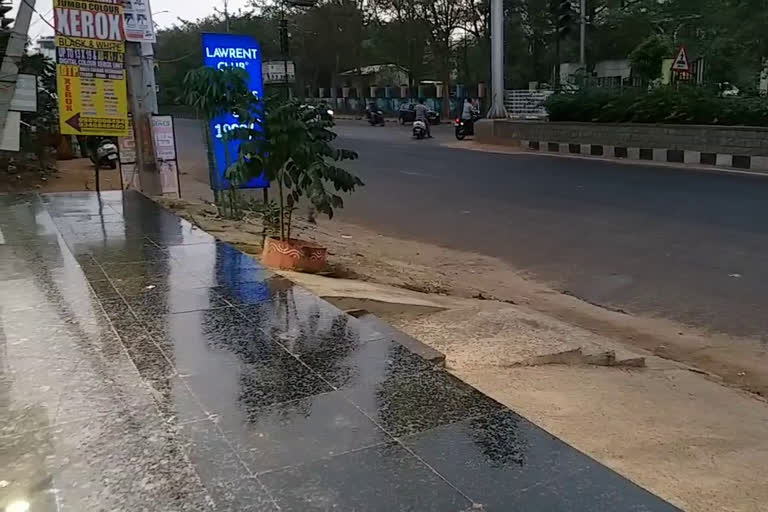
[76,256,107,281]
[145,224,217,246]
[259,442,472,511]
[1,315,123,363]
[140,308,287,375]
[203,478,280,512]
[341,368,504,438]
[109,274,210,295]
[178,419,250,483]
[197,266,275,287]
[233,278,385,357]
[126,286,232,317]
[101,260,200,281]
[146,375,209,425]
[88,278,120,298]
[87,240,169,264]
[218,390,391,474]
[123,334,178,384]
[0,357,157,437]
[182,351,333,414]
[402,409,603,510]
[506,459,682,511]
[0,410,214,512]
[298,339,436,390]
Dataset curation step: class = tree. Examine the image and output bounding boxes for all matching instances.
[629,35,671,83]
[420,0,469,115]
[181,66,255,214]
[186,67,362,240]
[227,97,362,240]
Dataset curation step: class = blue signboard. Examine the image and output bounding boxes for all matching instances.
[202,33,268,190]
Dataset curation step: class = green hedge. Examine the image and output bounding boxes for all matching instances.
[544,87,768,127]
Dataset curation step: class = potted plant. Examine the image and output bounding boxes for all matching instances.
[226,93,362,272]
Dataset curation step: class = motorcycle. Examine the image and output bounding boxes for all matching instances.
[90,137,119,169]
[412,119,427,139]
[454,111,481,140]
[367,108,385,126]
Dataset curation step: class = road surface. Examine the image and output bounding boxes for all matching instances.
[176,118,768,341]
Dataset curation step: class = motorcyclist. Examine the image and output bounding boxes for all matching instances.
[461,97,474,120]
[366,101,381,124]
[414,98,431,138]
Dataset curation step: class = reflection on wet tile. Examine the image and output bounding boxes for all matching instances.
[260,442,472,511]
[402,409,598,510]
[342,368,503,438]
[219,391,389,474]
[227,278,385,357]
[141,308,286,374]
[182,351,333,414]
[0,410,213,511]
[299,340,436,390]
[146,224,217,246]
[126,286,232,317]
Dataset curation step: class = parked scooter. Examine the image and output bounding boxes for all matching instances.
[412,119,427,139]
[89,137,119,169]
[454,111,481,140]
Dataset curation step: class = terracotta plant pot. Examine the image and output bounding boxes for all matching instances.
[261,237,328,273]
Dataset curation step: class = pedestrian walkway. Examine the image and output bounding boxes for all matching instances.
[0,191,680,511]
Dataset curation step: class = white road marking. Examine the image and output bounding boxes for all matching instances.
[400,170,436,178]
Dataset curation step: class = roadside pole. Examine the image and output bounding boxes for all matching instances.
[126,41,161,195]
[579,0,586,67]
[486,0,507,118]
[0,0,34,138]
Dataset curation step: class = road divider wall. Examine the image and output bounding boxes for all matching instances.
[475,120,768,173]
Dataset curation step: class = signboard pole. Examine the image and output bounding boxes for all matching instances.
[126,41,161,195]
[0,0,35,141]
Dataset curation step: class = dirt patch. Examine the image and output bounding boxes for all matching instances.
[0,158,122,194]
[157,197,768,398]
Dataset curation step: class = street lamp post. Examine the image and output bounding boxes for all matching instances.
[486,0,507,118]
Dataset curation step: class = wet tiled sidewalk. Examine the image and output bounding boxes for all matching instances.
[0,191,680,511]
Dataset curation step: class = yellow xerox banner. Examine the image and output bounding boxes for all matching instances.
[54,0,129,137]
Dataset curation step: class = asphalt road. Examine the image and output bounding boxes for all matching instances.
[332,121,768,341]
[175,118,768,340]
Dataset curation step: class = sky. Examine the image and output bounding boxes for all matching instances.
[13,0,251,42]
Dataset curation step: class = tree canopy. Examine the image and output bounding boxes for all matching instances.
[155,0,768,101]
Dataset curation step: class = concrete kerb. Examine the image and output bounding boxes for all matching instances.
[473,119,768,179]
[445,138,768,180]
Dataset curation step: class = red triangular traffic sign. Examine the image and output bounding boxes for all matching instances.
[672,46,691,72]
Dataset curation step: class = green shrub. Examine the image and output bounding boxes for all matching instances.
[544,87,768,126]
